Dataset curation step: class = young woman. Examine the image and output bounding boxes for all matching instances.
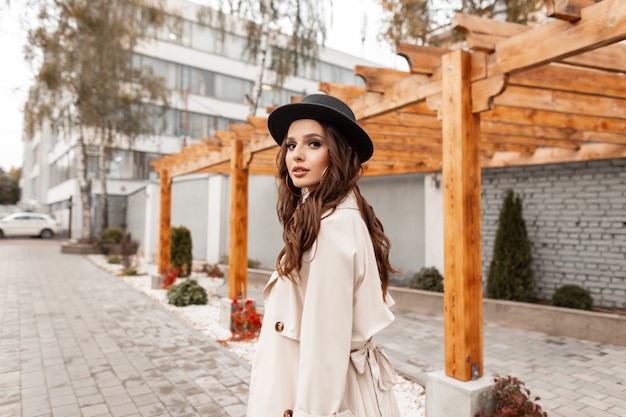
[247,94,401,417]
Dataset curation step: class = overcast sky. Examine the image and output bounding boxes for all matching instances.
[0,0,403,172]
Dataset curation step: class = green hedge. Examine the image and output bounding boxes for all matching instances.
[171,226,192,277]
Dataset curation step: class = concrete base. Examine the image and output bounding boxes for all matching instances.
[220,297,232,330]
[60,242,101,254]
[426,371,495,417]
[388,286,626,346]
[151,274,164,290]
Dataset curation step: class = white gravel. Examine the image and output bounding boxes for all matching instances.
[88,255,426,416]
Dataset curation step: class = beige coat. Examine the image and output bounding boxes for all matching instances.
[247,192,401,417]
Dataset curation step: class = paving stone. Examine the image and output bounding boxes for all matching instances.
[1,240,248,417]
[3,239,626,417]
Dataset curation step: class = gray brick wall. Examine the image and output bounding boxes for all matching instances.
[482,158,626,309]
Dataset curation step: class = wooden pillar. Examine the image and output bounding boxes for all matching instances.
[228,137,249,300]
[441,50,484,381]
[157,169,172,274]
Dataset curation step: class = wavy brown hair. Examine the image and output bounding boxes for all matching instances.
[275,122,396,299]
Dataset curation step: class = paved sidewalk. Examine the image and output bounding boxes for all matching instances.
[2,239,626,417]
[229,272,626,417]
[377,313,626,417]
[0,240,250,417]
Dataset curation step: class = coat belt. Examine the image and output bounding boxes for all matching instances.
[350,339,399,416]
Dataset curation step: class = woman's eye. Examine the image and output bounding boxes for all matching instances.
[308,141,321,148]
[286,143,296,150]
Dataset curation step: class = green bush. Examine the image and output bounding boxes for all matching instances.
[487,189,534,302]
[409,267,444,292]
[107,255,121,264]
[552,284,593,310]
[219,255,262,270]
[121,266,139,276]
[171,226,193,277]
[101,226,125,244]
[166,279,207,307]
[248,258,261,269]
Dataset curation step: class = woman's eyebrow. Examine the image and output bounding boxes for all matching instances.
[303,132,324,139]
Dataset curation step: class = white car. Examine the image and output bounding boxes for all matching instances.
[0,212,61,238]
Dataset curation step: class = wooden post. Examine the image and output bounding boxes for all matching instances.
[228,137,249,300]
[441,50,484,381]
[157,169,172,275]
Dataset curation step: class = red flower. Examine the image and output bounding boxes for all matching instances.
[230,298,263,341]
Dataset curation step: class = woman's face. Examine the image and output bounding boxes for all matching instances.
[285,119,330,191]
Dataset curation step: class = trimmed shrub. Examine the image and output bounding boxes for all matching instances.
[166,279,207,307]
[487,189,534,302]
[171,226,192,277]
[101,226,124,244]
[552,284,593,310]
[409,266,444,292]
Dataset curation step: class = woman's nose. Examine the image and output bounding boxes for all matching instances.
[291,146,304,161]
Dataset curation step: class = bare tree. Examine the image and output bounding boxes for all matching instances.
[23,0,172,241]
[379,0,544,47]
[198,0,328,115]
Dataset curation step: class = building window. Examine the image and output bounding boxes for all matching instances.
[190,23,219,53]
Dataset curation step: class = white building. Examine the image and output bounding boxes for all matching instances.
[20,0,392,245]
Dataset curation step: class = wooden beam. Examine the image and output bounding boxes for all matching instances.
[362,159,442,176]
[441,50,483,381]
[354,66,413,92]
[157,169,172,275]
[350,76,439,121]
[362,111,440,130]
[493,85,626,119]
[228,136,249,300]
[318,82,366,100]
[482,106,626,133]
[508,65,626,99]
[545,0,601,22]
[397,43,448,74]
[561,43,626,73]
[571,130,626,145]
[169,149,231,178]
[483,143,626,167]
[481,120,581,143]
[364,122,441,138]
[488,0,626,76]
[453,12,626,72]
[452,13,528,52]
[480,132,581,151]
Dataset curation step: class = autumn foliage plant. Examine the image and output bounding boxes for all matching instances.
[230,297,262,341]
[476,375,547,417]
[162,267,180,290]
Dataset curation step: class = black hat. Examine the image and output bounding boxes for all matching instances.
[268,94,373,163]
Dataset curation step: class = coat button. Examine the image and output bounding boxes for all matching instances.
[274,321,284,332]
[283,410,293,417]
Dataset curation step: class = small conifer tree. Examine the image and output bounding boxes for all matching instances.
[487,189,534,301]
[171,226,193,277]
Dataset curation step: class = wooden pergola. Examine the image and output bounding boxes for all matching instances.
[151,0,626,382]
